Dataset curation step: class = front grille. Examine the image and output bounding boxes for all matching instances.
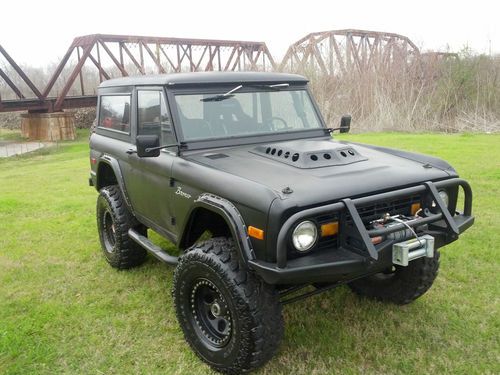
[347,194,421,224]
[286,194,421,260]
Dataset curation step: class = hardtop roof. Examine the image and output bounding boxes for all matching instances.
[99,71,308,88]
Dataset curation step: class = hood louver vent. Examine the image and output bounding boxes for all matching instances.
[250,140,367,169]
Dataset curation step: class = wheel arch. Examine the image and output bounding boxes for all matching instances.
[96,161,117,190]
[95,157,134,214]
[179,194,255,265]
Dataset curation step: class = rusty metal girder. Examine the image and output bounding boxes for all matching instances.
[0,45,43,101]
[0,30,455,114]
[280,29,421,75]
[1,34,275,112]
[0,96,97,113]
[45,34,276,111]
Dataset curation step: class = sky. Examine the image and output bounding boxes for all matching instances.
[0,0,498,67]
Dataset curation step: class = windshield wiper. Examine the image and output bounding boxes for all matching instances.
[201,85,243,102]
[200,83,291,102]
[246,83,290,91]
[264,83,290,90]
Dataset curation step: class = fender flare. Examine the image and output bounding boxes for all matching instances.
[182,193,255,265]
[96,155,135,214]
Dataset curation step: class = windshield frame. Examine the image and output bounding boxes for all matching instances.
[165,83,328,151]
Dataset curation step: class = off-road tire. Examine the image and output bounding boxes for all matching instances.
[96,185,147,269]
[349,249,440,305]
[173,237,283,374]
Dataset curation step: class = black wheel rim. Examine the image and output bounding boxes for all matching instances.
[190,278,232,348]
[102,210,116,253]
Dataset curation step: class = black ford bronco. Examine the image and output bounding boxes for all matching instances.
[89,72,474,374]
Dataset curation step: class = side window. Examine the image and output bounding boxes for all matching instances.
[99,95,131,133]
[137,91,175,145]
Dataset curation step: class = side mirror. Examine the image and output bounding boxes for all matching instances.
[136,135,160,157]
[339,115,351,133]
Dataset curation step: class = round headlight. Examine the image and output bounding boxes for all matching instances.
[292,221,318,252]
[432,190,449,207]
[439,190,449,206]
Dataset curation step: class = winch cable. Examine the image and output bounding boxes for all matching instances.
[391,216,425,247]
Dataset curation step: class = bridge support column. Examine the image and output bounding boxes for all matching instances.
[20,112,76,141]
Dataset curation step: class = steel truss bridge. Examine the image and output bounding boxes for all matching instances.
[0,30,455,113]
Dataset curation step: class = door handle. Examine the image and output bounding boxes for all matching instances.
[126,148,136,155]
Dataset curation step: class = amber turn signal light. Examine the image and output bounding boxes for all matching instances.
[248,226,264,240]
[320,222,339,237]
[411,203,421,216]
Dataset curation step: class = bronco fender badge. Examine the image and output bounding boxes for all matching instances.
[175,186,192,199]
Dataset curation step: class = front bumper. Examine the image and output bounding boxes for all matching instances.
[249,178,474,285]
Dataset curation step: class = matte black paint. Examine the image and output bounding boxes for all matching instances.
[90,72,474,285]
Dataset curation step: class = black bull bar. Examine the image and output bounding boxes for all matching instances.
[248,178,473,281]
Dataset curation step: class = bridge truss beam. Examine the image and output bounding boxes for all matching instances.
[280,29,422,75]
[0,34,276,112]
[0,30,456,113]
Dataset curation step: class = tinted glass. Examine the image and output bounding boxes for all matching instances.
[98,95,131,133]
[138,91,175,145]
[174,89,322,141]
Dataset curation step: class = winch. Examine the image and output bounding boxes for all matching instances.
[370,212,425,242]
[370,213,434,266]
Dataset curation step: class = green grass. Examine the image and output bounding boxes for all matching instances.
[0,129,26,142]
[1,130,499,374]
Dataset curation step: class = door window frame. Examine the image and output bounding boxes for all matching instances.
[134,86,177,153]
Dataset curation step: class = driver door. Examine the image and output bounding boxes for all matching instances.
[123,88,177,237]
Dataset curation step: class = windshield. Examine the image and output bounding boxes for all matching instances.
[173,88,323,141]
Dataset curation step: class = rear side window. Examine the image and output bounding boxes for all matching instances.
[99,95,131,133]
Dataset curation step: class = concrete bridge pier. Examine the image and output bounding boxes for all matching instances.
[21,112,76,141]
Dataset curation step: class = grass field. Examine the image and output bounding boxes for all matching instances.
[0,129,26,143]
[0,130,499,374]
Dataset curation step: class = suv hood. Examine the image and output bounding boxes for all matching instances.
[186,137,456,205]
